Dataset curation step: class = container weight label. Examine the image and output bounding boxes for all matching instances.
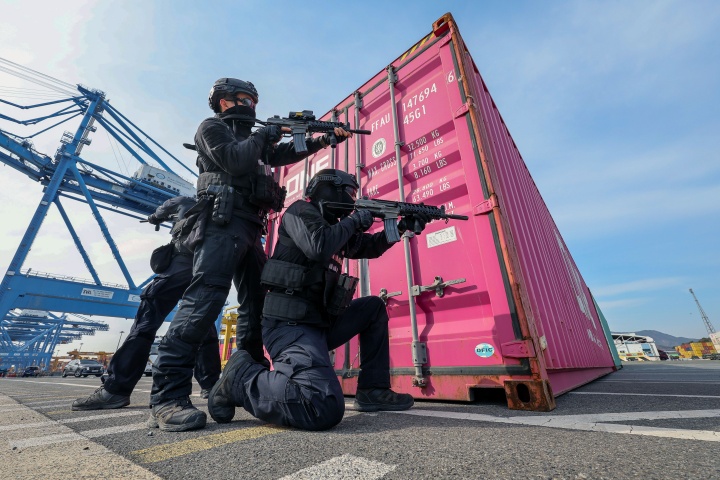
[426,226,457,248]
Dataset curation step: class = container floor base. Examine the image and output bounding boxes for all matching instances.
[337,367,617,412]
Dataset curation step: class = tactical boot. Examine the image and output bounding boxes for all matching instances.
[151,397,206,432]
[199,389,211,399]
[353,388,414,412]
[146,409,159,428]
[72,387,130,411]
[208,349,254,424]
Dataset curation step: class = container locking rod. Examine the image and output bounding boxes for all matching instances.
[379,288,402,304]
[410,276,466,298]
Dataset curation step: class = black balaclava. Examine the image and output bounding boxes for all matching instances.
[219,102,256,136]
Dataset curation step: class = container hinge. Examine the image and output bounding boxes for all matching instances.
[387,66,398,84]
[378,288,402,304]
[501,340,536,359]
[412,341,428,365]
[410,276,465,298]
[473,194,498,215]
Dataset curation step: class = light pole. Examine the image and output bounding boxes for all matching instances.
[115,330,125,351]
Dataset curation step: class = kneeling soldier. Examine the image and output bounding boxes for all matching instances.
[207,169,428,430]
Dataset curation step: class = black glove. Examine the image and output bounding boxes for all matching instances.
[258,125,283,144]
[349,209,373,232]
[147,213,162,225]
[397,212,431,235]
[322,131,348,147]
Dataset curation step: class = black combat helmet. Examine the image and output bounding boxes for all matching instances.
[208,78,259,112]
[305,169,359,199]
[305,169,359,218]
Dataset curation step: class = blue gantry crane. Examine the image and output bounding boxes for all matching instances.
[1,310,109,368]
[0,57,197,369]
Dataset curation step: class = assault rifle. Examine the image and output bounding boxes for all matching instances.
[256,110,371,155]
[326,197,469,243]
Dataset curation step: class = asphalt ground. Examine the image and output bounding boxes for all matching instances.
[1,360,719,480]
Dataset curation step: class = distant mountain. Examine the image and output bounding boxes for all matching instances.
[634,330,698,350]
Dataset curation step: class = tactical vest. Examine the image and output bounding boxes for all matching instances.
[194,116,287,216]
[197,168,285,216]
[261,235,358,327]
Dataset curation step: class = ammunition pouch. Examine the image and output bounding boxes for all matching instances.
[249,172,286,213]
[149,242,175,274]
[325,273,359,317]
[181,199,212,251]
[260,259,324,293]
[206,185,234,225]
[260,259,327,324]
[263,292,316,322]
[197,169,285,216]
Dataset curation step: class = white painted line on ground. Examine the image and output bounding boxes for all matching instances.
[0,410,145,433]
[278,454,396,480]
[9,422,148,448]
[0,421,56,432]
[0,405,29,413]
[61,410,146,423]
[570,391,720,399]
[82,422,148,438]
[9,379,101,388]
[11,432,84,449]
[508,409,720,424]
[556,422,720,442]
[27,399,80,407]
[392,408,720,442]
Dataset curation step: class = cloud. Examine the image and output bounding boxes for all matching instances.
[595,297,650,310]
[593,277,685,297]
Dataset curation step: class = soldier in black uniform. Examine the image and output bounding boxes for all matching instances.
[71,196,221,411]
[207,169,428,431]
[149,79,350,431]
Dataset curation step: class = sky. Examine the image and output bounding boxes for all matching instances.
[0,0,718,357]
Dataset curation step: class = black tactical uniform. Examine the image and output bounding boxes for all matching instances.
[72,196,221,411]
[149,78,338,431]
[207,169,424,431]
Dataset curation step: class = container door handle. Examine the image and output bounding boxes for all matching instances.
[410,276,466,298]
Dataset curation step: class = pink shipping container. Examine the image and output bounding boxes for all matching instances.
[266,13,619,411]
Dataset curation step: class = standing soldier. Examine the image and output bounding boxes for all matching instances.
[72,196,221,411]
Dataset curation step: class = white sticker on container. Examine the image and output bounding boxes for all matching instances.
[81,288,114,299]
[426,226,457,249]
[371,138,387,158]
[128,294,141,303]
[475,343,495,358]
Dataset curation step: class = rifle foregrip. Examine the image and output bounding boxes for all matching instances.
[384,218,401,243]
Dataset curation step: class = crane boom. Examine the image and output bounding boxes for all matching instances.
[689,288,716,335]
